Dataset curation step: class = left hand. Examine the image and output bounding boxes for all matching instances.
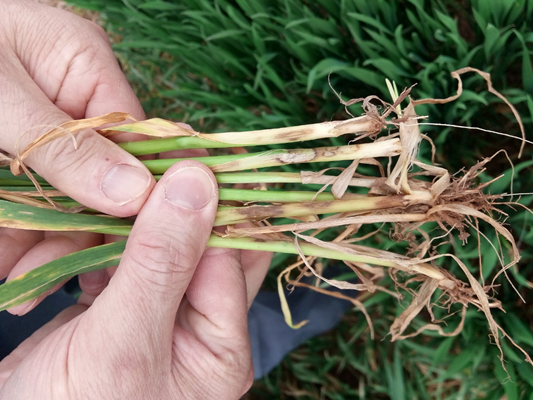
[0,0,155,313]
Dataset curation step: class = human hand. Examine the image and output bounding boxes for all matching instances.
[0,161,259,399]
[0,0,154,311]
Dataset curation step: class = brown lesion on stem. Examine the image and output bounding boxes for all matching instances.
[276,148,317,164]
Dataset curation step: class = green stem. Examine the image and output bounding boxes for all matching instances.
[154,171,304,183]
[0,185,347,203]
[207,235,396,267]
[1,192,422,233]
[119,136,246,156]
[0,169,47,186]
[211,172,303,184]
[143,139,401,174]
[0,180,41,187]
[208,236,447,281]
[219,188,357,202]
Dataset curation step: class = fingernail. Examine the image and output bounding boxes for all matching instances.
[80,270,107,291]
[102,164,152,205]
[165,166,215,210]
[176,122,194,131]
[8,299,37,316]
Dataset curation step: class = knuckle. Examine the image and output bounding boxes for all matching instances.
[86,21,110,43]
[100,347,162,399]
[32,129,105,178]
[225,350,252,378]
[77,23,114,60]
[207,353,253,399]
[128,227,203,287]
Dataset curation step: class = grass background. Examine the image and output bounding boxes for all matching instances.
[64,0,533,398]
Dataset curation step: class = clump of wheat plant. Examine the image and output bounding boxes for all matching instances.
[0,68,530,371]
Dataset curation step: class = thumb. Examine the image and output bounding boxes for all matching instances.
[85,160,218,346]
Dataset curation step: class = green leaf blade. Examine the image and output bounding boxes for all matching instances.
[0,241,126,311]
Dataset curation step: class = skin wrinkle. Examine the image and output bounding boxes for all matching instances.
[47,52,71,106]
[16,319,75,397]
[35,40,94,114]
[10,6,46,75]
[87,71,133,117]
[61,46,104,102]
[1,64,68,155]
[4,4,105,114]
[35,130,103,179]
[170,334,219,399]
[181,294,248,357]
[9,5,69,83]
[128,228,204,275]
[71,311,153,399]
[61,311,88,400]
[60,62,96,119]
[185,310,248,361]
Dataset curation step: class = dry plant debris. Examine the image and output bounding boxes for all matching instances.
[1,68,531,371]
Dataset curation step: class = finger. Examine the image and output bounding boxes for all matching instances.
[160,148,209,159]
[78,269,110,297]
[3,2,144,122]
[87,160,217,343]
[0,228,43,280]
[179,247,249,353]
[0,304,86,386]
[79,130,209,298]
[6,232,102,315]
[58,25,148,145]
[1,37,154,218]
[60,30,146,122]
[175,246,253,396]
[241,249,273,307]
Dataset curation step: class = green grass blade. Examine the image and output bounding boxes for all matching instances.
[0,200,133,236]
[0,241,125,311]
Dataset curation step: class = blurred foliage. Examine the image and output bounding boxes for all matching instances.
[67,0,533,398]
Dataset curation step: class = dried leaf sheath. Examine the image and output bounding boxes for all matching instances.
[105,114,385,147]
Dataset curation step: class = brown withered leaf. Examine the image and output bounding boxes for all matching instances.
[390,278,439,340]
[385,102,422,194]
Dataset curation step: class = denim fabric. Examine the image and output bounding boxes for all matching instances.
[248,285,351,379]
